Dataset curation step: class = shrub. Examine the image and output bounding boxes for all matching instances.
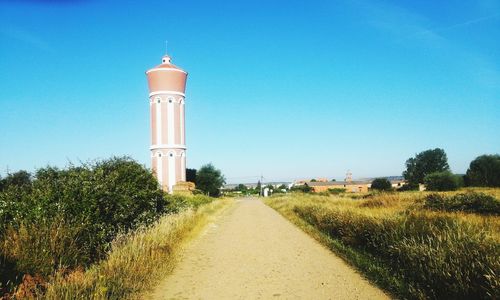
[370,178,392,191]
[0,157,168,285]
[424,192,500,215]
[424,171,462,191]
[397,183,418,191]
[290,185,312,193]
[327,188,346,195]
[1,157,220,297]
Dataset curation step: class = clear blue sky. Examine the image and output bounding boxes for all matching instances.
[1,0,499,183]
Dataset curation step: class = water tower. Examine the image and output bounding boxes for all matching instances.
[145,54,188,192]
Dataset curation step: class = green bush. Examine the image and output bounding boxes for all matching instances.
[424,171,462,191]
[0,157,218,295]
[0,157,167,280]
[165,194,214,212]
[370,178,392,191]
[424,192,500,215]
[327,188,346,195]
[397,183,419,191]
[290,185,312,193]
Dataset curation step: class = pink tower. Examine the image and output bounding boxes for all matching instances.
[146,54,188,192]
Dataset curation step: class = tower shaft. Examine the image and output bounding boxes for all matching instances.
[146,55,188,192]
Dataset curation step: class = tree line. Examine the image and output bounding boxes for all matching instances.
[371,150,500,192]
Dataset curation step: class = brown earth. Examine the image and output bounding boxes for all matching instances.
[147,198,390,299]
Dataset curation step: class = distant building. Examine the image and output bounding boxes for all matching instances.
[306,181,371,193]
[222,182,293,191]
[294,178,328,185]
[306,178,407,193]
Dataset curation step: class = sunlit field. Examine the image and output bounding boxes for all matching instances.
[265,189,500,299]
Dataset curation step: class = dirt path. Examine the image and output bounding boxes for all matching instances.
[148,198,389,299]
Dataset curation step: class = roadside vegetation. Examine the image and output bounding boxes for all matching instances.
[0,157,229,299]
[44,199,229,299]
[265,189,500,299]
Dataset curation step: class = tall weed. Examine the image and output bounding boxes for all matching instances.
[269,190,500,299]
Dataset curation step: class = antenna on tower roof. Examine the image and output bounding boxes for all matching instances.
[165,40,168,55]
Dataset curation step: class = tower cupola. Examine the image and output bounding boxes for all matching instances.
[162,55,171,64]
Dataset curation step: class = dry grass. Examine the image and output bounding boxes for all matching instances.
[265,189,500,299]
[41,198,232,300]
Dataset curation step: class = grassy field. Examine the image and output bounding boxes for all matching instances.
[12,198,232,299]
[265,189,500,299]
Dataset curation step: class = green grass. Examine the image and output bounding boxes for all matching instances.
[265,190,500,299]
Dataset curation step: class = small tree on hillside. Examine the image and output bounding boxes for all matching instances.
[403,148,450,186]
[371,178,392,191]
[424,171,462,191]
[196,163,226,197]
[465,154,500,187]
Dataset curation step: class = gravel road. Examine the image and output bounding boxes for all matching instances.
[148,198,389,299]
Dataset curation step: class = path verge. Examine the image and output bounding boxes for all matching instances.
[44,198,232,299]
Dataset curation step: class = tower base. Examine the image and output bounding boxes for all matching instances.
[172,181,196,195]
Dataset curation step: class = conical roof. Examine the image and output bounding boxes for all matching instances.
[147,55,186,73]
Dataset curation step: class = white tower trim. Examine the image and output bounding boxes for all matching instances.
[157,152,163,188]
[168,151,176,192]
[180,98,185,145]
[155,98,162,144]
[167,97,174,145]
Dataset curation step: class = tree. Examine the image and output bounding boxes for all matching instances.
[256,180,262,195]
[465,154,500,187]
[371,178,392,191]
[278,184,287,190]
[196,163,226,197]
[403,148,450,186]
[310,179,317,182]
[424,171,462,191]
[234,184,247,191]
[0,170,31,191]
[186,168,197,184]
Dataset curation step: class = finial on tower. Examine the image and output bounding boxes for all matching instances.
[162,41,171,64]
